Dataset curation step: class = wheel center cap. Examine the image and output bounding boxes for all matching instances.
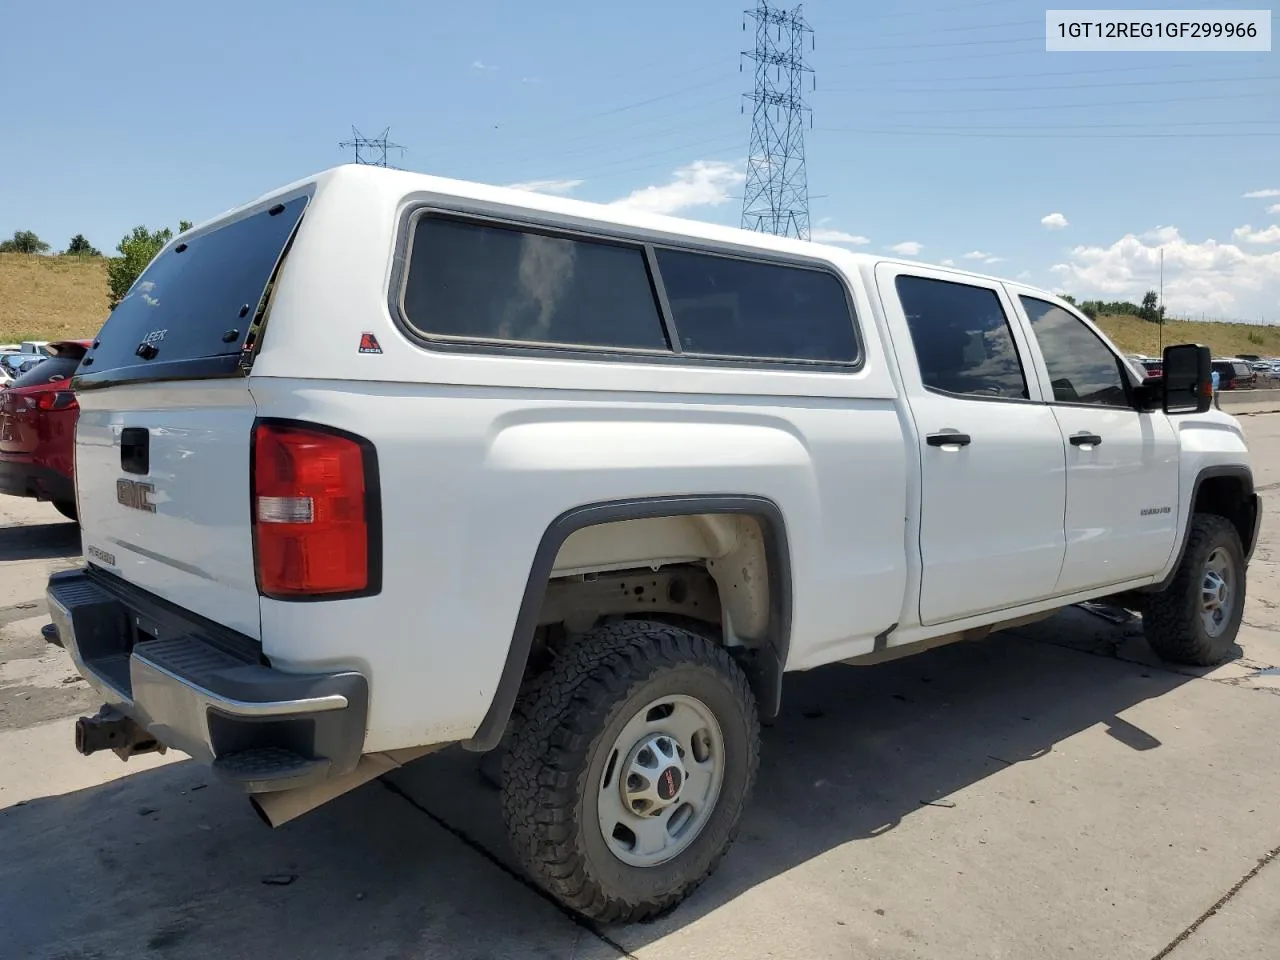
[657,766,683,801]
[620,734,687,815]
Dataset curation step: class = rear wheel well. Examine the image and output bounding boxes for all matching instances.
[461,497,791,752]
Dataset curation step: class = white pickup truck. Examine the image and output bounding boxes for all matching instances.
[48,165,1259,923]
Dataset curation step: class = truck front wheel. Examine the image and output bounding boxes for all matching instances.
[501,619,759,923]
[1143,514,1245,666]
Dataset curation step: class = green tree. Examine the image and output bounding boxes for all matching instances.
[1139,290,1161,323]
[65,234,101,257]
[106,222,187,309]
[1059,293,1077,305]
[0,230,50,254]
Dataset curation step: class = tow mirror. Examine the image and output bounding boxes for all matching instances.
[1162,343,1213,414]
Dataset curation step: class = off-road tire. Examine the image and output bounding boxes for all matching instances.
[501,619,760,924]
[52,500,77,522]
[1143,513,1245,666]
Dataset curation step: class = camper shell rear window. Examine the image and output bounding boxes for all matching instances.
[75,194,309,387]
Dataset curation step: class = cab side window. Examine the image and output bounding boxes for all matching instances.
[1020,297,1130,407]
[895,275,1029,400]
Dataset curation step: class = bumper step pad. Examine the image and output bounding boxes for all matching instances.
[213,748,331,793]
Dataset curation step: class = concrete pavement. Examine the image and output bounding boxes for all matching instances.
[3,418,1280,959]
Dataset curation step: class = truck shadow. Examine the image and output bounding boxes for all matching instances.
[0,610,1208,959]
[0,520,81,561]
[390,606,1214,945]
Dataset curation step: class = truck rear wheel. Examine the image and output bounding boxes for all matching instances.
[501,619,759,923]
[1143,514,1245,666]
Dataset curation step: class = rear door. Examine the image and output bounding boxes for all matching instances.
[1010,294,1180,593]
[72,192,310,640]
[876,264,1067,626]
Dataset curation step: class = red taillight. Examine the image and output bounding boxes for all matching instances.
[35,391,77,411]
[252,421,376,598]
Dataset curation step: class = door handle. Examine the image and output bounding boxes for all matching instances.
[926,432,971,447]
[1069,432,1103,447]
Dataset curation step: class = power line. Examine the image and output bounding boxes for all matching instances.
[493,72,738,140]
[851,59,1264,83]
[496,119,741,168]
[884,89,1279,116]
[816,126,1280,140]
[491,132,744,184]
[828,0,1023,26]
[741,1,815,241]
[824,74,1280,94]
[816,119,1280,132]
[872,18,1043,40]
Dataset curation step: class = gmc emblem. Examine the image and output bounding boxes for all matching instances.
[116,478,157,513]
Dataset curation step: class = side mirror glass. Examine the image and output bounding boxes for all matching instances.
[1162,343,1212,414]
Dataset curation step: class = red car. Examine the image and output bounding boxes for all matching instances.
[0,339,92,521]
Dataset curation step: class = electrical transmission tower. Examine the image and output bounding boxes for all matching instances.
[740,2,814,240]
[338,126,405,167]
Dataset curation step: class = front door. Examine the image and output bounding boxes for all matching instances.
[878,266,1068,626]
[1012,294,1180,593]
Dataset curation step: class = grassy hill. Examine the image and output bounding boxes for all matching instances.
[1094,312,1280,359]
[1,251,1276,360]
[0,253,108,344]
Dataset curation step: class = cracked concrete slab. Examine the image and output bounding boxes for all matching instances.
[1162,850,1280,959]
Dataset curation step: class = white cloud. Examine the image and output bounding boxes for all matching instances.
[1243,189,1280,198]
[889,241,923,256]
[940,259,956,266]
[1050,225,1280,319]
[1016,270,1032,281]
[1041,212,1069,230]
[520,76,540,84]
[1142,225,1181,244]
[505,178,584,196]
[810,228,870,245]
[1233,224,1280,245]
[472,60,499,71]
[1269,204,1280,215]
[961,250,989,260]
[984,256,1006,264]
[611,160,745,215]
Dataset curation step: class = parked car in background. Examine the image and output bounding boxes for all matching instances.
[0,351,45,381]
[0,339,91,520]
[19,340,52,356]
[1131,356,1163,378]
[1211,358,1255,390]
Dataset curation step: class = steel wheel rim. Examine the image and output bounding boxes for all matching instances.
[1201,546,1235,638]
[596,694,725,868]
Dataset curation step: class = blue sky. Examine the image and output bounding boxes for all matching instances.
[3,0,1277,321]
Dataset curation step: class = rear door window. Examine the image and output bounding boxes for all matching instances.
[895,275,1028,399]
[78,195,308,383]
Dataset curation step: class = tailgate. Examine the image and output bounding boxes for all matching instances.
[71,191,311,642]
[76,381,262,639]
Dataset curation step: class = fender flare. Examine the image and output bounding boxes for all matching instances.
[1149,464,1257,593]
[461,495,794,752]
